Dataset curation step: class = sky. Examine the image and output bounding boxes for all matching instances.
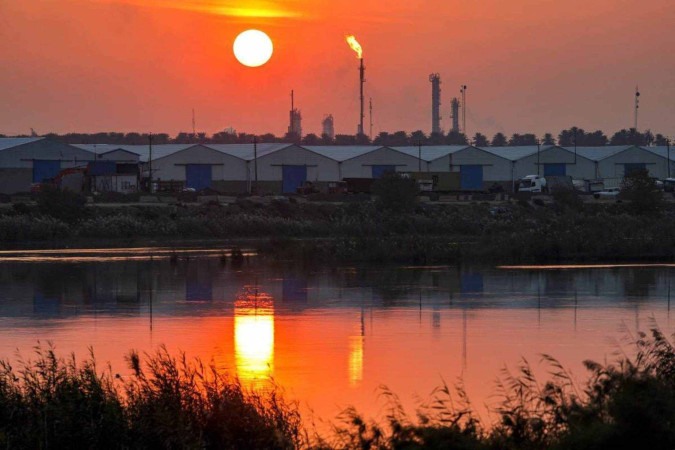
[1,0,674,138]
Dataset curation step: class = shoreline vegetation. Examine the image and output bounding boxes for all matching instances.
[2,327,675,449]
[1,178,674,264]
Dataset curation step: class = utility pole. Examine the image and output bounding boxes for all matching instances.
[668,138,671,178]
[460,85,467,136]
[253,136,258,195]
[634,86,640,130]
[418,140,422,172]
[148,133,153,193]
[369,98,373,140]
[536,139,540,177]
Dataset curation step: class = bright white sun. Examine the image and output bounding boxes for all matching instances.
[233,30,273,67]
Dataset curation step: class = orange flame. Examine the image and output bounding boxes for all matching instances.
[345,35,363,59]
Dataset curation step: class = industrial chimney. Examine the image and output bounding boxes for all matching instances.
[450,98,460,133]
[429,74,441,134]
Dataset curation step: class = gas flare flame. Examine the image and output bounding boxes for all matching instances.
[345,35,363,59]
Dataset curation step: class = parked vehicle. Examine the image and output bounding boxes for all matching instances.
[518,175,575,194]
[593,187,621,199]
[518,175,547,193]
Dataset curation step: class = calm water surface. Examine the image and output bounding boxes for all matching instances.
[1,248,674,426]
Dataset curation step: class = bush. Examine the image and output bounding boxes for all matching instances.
[35,185,87,223]
[620,169,664,214]
[371,173,419,213]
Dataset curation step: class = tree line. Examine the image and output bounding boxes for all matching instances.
[2,127,670,147]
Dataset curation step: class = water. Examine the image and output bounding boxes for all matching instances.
[0,248,674,428]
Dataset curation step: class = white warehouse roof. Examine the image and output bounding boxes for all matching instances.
[391,146,469,162]
[0,137,44,151]
[302,146,382,162]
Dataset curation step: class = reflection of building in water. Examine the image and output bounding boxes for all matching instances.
[234,287,275,386]
[348,309,365,386]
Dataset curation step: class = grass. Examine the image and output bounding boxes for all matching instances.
[3,326,675,449]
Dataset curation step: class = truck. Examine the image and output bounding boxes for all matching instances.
[517,175,575,194]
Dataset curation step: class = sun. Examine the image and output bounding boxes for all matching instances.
[233,30,274,67]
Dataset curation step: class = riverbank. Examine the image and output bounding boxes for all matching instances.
[2,194,674,263]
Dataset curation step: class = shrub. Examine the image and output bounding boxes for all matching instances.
[35,185,87,223]
[620,169,664,214]
[371,173,419,213]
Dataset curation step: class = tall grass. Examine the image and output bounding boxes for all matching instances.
[3,328,675,448]
[0,344,303,449]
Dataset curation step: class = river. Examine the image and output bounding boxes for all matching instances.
[0,247,673,429]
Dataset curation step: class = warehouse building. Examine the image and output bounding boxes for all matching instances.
[572,145,669,187]
[0,138,95,194]
[390,146,470,172]
[210,144,340,194]
[512,145,597,181]
[447,146,515,190]
[305,146,420,179]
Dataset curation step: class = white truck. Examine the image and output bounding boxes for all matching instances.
[517,175,576,194]
[517,175,547,193]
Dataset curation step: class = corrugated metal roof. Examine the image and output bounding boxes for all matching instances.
[390,146,469,162]
[302,146,382,162]
[73,144,194,162]
[0,137,44,151]
[567,146,633,161]
[642,146,673,160]
[478,146,543,161]
[205,143,294,161]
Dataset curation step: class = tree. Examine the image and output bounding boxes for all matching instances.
[542,133,556,145]
[558,127,583,146]
[389,131,409,146]
[373,132,391,146]
[445,131,468,145]
[410,130,427,145]
[301,133,320,145]
[258,133,278,143]
[429,132,445,145]
[334,134,357,145]
[355,133,371,145]
[610,128,647,146]
[508,133,537,146]
[283,131,301,144]
[655,134,670,146]
[472,133,489,147]
[491,132,507,146]
[585,130,608,146]
[320,133,334,145]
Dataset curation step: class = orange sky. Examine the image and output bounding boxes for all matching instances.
[1,0,674,138]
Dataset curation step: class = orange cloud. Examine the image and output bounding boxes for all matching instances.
[91,0,303,18]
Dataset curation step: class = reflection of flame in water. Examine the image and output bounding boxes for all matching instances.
[234,289,274,386]
[345,35,363,59]
[348,335,364,386]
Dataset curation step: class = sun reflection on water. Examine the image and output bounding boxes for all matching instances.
[348,335,364,386]
[234,287,274,387]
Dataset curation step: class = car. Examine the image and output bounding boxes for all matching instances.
[593,188,621,199]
